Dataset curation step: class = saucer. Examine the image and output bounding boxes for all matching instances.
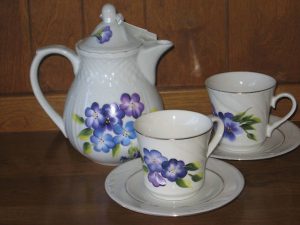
[212,115,300,160]
[105,158,244,217]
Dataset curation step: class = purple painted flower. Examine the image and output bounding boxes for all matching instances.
[85,102,103,129]
[120,151,140,163]
[161,159,187,182]
[133,151,141,159]
[113,121,136,146]
[94,26,112,44]
[143,148,168,172]
[119,93,144,119]
[216,111,243,141]
[148,171,167,187]
[99,103,125,131]
[218,112,234,120]
[90,129,115,153]
[223,117,243,141]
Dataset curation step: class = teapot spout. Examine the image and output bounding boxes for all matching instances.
[137,40,173,85]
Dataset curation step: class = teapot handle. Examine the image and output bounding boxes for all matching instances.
[30,45,80,137]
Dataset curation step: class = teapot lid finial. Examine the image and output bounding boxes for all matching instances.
[100,4,116,23]
[77,3,144,54]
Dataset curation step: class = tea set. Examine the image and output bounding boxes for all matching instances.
[30,3,300,217]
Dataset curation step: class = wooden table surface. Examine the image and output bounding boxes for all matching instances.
[1,124,300,225]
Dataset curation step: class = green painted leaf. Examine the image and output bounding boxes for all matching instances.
[245,119,260,125]
[252,117,261,123]
[78,128,93,141]
[176,178,192,188]
[128,146,139,158]
[143,165,148,173]
[72,114,84,124]
[189,172,204,182]
[112,144,121,158]
[232,115,241,122]
[241,124,255,131]
[185,162,201,171]
[241,115,261,125]
[247,133,257,141]
[94,28,104,37]
[240,115,252,122]
[150,107,158,112]
[232,111,247,122]
[83,142,92,154]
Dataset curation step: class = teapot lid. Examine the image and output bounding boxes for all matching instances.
[77,4,143,54]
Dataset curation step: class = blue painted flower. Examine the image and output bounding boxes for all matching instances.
[85,102,102,129]
[217,112,243,141]
[119,93,144,119]
[218,112,234,120]
[161,159,187,182]
[223,117,243,141]
[113,121,136,146]
[99,103,125,131]
[148,171,167,187]
[143,148,168,172]
[94,26,112,44]
[90,129,115,153]
[120,151,140,163]
[133,151,141,159]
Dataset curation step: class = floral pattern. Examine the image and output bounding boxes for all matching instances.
[73,93,144,162]
[98,103,125,131]
[120,93,145,119]
[213,106,261,141]
[142,148,203,188]
[113,121,136,146]
[90,130,115,153]
[94,26,112,44]
[144,149,167,172]
[161,159,188,182]
[84,102,102,129]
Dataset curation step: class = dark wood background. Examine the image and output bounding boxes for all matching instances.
[0,0,299,132]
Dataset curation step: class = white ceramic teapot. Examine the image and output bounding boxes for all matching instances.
[30,3,173,165]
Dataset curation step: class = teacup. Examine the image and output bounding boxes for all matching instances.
[205,71,297,152]
[134,110,224,200]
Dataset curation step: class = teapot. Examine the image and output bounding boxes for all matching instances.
[30,3,173,165]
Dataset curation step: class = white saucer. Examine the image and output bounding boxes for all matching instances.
[212,115,300,160]
[105,158,244,217]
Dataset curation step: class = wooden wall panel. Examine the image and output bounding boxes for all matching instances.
[0,0,31,94]
[228,0,300,82]
[147,0,227,88]
[0,1,300,132]
[1,83,299,132]
[30,0,82,93]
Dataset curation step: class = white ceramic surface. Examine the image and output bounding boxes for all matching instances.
[105,158,244,217]
[205,72,297,152]
[134,110,224,200]
[30,4,173,165]
[212,115,300,160]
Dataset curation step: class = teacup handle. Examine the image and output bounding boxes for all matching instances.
[207,116,224,157]
[266,93,297,137]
